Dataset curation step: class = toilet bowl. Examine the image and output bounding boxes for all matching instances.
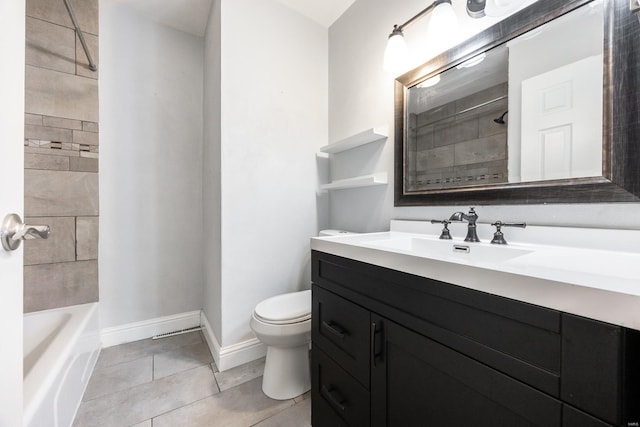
[251,229,355,400]
[251,290,311,400]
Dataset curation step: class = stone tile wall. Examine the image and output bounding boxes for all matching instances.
[24,0,99,312]
[406,83,508,192]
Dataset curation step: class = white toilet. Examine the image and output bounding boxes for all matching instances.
[250,229,354,400]
[251,289,312,400]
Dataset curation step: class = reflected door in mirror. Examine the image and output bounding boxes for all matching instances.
[520,55,603,181]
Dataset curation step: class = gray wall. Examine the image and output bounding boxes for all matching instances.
[24,0,99,312]
[328,0,640,232]
[203,0,223,342]
[99,1,205,328]
[202,0,327,351]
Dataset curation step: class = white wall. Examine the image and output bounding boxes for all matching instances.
[202,0,328,348]
[0,0,25,423]
[328,0,640,232]
[203,0,222,341]
[100,1,205,328]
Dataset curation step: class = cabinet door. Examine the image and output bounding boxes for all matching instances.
[371,315,562,427]
[559,313,640,426]
[312,347,370,426]
[563,405,613,427]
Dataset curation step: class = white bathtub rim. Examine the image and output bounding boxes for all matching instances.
[23,302,98,427]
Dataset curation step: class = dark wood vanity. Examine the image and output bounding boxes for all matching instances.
[310,251,640,426]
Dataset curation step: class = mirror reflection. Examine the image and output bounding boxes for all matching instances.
[405,0,604,193]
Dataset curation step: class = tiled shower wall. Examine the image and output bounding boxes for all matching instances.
[23,0,99,313]
[406,83,508,191]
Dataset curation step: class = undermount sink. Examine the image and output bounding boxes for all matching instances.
[363,236,533,264]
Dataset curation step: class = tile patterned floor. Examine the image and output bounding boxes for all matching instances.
[73,331,311,427]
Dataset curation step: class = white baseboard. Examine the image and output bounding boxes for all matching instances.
[199,312,221,367]
[200,312,266,372]
[100,310,202,348]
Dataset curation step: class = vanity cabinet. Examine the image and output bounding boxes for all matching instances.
[310,251,640,427]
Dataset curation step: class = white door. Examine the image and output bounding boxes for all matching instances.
[0,0,25,425]
[520,55,603,181]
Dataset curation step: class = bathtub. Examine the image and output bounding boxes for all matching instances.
[24,303,101,427]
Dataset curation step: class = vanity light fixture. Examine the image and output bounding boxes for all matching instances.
[384,0,525,74]
[383,0,458,74]
[466,0,526,19]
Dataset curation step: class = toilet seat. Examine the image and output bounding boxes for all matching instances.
[254,290,311,325]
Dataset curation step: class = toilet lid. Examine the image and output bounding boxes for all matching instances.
[254,290,311,324]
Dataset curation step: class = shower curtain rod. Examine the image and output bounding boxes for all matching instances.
[63,0,97,72]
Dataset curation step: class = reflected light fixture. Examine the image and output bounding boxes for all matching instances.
[456,52,486,69]
[417,74,441,88]
[383,0,458,75]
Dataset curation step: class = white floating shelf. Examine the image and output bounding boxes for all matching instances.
[320,125,388,154]
[319,172,388,191]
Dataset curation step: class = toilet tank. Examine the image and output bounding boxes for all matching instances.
[318,230,357,237]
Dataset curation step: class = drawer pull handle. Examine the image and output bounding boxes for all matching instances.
[322,321,347,339]
[321,385,346,412]
[371,321,383,367]
[371,321,377,367]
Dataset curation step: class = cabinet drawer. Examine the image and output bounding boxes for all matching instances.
[312,285,371,387]
[312,346,370,427]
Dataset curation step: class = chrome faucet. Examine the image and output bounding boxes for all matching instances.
[449,207,480,242]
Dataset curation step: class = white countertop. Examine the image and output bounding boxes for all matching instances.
[311,221,640,331]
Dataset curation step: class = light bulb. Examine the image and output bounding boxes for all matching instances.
[427,1,459,52]
[384,29,409,75]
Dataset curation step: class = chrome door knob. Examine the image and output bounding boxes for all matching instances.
[1,213,50,251]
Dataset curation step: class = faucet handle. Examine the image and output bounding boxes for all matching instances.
[430,219,452,240]
[490,221,526,245]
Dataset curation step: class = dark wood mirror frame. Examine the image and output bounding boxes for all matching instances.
[394,0,640,206]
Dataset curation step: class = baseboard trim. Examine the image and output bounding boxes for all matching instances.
[200,312,266,372]
[199,312,222,367]
[100,310,201,348]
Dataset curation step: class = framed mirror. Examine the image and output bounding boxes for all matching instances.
[394,0,640,206]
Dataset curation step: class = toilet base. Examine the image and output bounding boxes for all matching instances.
[262,343,310,400]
